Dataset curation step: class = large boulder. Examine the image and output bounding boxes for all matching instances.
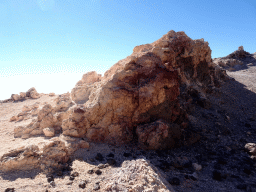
[14,30,229,149]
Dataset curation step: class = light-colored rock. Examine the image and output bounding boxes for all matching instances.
[0,145,40,172]
[192,163,202,171]
[22,105,32,112]
[26,87,40,99]
[10,116,18,122]
[19,92,26,99]
[11,94,20,101]
[101,158,175,192]
[245,143,256,156]
[49,92,55,97]
[43,127,55,137]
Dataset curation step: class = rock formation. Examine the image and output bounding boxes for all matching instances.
[10,87,41,102]
[213,46,254,71]
[13,30,229,150]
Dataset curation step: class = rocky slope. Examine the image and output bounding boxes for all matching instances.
[0,31,256,192]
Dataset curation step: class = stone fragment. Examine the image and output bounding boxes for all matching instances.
[10,116,18,122]
[49,92,55,97]
[245,143,256,156]
[79,181,86,189]
[43,128,55,137]
[95,169,102,175]
[4,188,15,192]
[93,183,100,191]
[97,164,104,169]
[11,94,20,101]
[22,105,31,112]
[19,92,26,99]
[79,140,90,149]
[192,163,202,171]
[71,172,79,177]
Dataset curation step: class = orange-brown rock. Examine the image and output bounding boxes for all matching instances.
[14,30,228,149]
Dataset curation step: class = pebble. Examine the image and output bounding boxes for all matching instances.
[69,176,75,180]
[97,164,105,169]
[71,172,79,177]
[78,181,86,189]
[47,175,54,183]
[66,181,73,185]
[192,163,202,171]
[95,169,102,175]
[5,188,15,192]
[88,169,94,174]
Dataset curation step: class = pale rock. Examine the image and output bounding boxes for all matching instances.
[11,94,20,101]
[49,92,55,97]
[245,143,256,156]
[43,127,55,137]
[19,92,26,99]
[22,105,32,112]
[101,158,175,192]
[26,87,40,99]
[192,163,202,171]
[0,145,40,172]
[10,116,18,122]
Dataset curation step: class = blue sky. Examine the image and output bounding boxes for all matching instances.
[0,0,256,100]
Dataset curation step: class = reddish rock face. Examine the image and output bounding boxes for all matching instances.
[15,30,228,149]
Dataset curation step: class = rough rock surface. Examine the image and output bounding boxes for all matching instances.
[9,87,41,102]
[11,30,229,150]
[213,46,255,71]
[101,158,174,191]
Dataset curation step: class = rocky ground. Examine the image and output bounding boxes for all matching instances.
[1,32,256,191]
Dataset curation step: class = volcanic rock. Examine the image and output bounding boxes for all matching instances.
[11,30,229,149]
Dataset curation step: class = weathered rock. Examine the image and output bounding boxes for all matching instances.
[11,94,20,101]
[101,158,174,191]
[43,127,55,137]
[0,145,40,172]
[9,116,18,122]
[13,30,228,149]
[136,120,182,150]
[19,92,26,99]
[245,143,256,156]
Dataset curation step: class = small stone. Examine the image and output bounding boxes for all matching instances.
[5,188,15,192]
[78,181,86,189]
[97,164,105,169]
[93,183,100,191]
[169,177,180,185]
[10,116,18,122]
[47,175,54,183]
[95,169,102,175]
[66,181,73,185]
[192,163,202,171]
[190,172,198,181]
[104,163,109,168]
[43,128,55,137]
[71,172,79,177]
[107,159,116,166]
[87,169,94,174]
[69,176,75,180]
[95,153,104,161]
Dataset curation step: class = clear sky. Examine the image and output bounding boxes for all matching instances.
[1,0,256,100]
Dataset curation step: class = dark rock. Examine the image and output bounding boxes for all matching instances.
[107,158,116,166]
[69,176,75,180]
[5,188,15,192]
[87,169,94,174]
[47,175,54,183]
[50,181,56,187]
[106,153,114,158]
[71,172,79,177]
[95,169,102,175]
[94,183,100,191]
[95,153,104,161]
[168,177,180,185]
[123,152,132,157]
[212,170,222,181]
[79,181,86,189]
